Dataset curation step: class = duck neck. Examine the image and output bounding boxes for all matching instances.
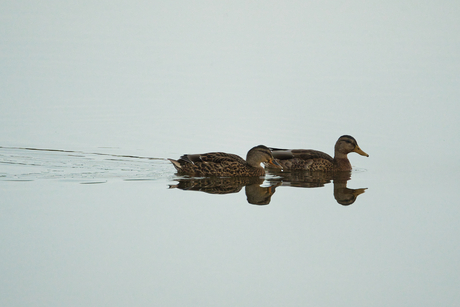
[246,153,263,168]
[246,160,263,169]
[333,152,352,171]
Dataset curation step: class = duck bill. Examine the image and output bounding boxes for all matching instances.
[269,159,283,169]
[353,146,369,157]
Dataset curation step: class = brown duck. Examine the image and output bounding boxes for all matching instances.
[266,135,369,171]
[169,145,281,177]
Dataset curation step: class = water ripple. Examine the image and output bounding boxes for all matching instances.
[0,146,171,182]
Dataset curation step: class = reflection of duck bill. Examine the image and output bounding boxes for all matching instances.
[353,188,367,196]
[334,187,368,206]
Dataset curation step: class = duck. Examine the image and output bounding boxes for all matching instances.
[266,135,369,171]
[169,145,281,177]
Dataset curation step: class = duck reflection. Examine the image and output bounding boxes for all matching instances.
[169,176,280,205]
[266,170,367,206]
[170,171,366,206]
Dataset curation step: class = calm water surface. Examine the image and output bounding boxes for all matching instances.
[2,1,460,306]
[1,145,459,307]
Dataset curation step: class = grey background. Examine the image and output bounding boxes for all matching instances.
[1,1,460,306]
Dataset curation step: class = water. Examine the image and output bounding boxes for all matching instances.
[1,1,460,306]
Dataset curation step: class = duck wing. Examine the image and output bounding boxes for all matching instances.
[270,148,333,162]
[179,152,246,165]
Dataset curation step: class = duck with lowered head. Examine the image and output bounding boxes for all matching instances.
[169,145,281,177]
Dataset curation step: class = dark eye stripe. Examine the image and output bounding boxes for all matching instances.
[340,135,357,143]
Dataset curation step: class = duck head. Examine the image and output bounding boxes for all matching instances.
[246,145,282,168]
[335,135,369,157]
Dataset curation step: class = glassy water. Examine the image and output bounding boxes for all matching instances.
[2,1,460,307]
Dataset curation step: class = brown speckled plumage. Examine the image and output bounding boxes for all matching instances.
[267,135,369,172]
[169,145,281,177]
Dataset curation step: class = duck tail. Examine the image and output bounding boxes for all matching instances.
[168,159,182,171]
[269,147,288,152]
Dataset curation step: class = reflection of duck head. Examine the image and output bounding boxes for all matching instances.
[334,186,367,206]
[332,174,367,206]
[169,176,279,205]
[245,183,279,205]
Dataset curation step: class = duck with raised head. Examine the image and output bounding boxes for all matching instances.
[266,135,369,171]
[169,145,281,177]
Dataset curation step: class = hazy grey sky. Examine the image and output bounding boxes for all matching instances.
[1,1,459,165]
